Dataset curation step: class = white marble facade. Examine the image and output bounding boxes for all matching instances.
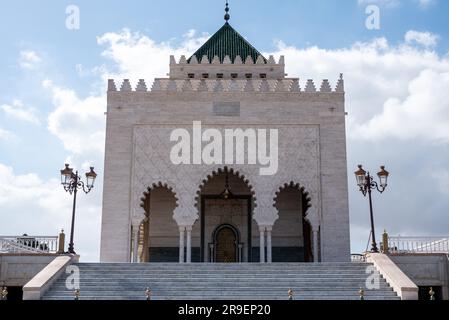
[100,31,350,263]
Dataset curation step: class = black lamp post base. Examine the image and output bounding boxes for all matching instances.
[68,244,76,255]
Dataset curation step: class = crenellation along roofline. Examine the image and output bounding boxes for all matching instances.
[107,77,345,94]
[171,55,284,66]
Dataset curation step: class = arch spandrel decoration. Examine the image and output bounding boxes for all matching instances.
[131,125,321,228]
[194,166,257,207]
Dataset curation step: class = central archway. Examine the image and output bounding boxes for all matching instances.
[195,167,256,263]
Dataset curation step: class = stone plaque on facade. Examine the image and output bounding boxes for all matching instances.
[213,102,241,117]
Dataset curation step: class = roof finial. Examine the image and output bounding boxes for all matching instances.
[224,1,230,23]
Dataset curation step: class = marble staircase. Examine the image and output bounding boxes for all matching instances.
[42,263,400,300]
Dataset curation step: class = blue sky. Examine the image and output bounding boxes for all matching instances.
[1,0,449,261]
[0,0,447,175]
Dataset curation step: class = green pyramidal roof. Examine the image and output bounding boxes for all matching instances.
[188,23,266,64]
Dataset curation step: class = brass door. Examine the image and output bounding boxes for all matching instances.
[215,227,237,263]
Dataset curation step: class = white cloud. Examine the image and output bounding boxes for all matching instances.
[0,164,60,208]
[42,79,53,88]
[417,0,435,8]
[97,28,209,83]
[3,26,449,260]
[432,169,449,195]
[18,50,42,70]
[405,30,439,48]
[263,30,449,242]
[43,28,209,157]
[0,163,101,262]
[352,69,449,143]
[46,85,106,155]
[0,127,16,141]
[42,28,207,160]
[1,100,40,125]
[92,28,449,253]
[267,34,449,142]
[4,51,112,262]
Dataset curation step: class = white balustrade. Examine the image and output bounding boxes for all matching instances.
[388,236,449,254]
[0,236,59,254]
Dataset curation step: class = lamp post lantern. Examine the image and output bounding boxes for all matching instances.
[354,165,389,253]
[60,164,97,254]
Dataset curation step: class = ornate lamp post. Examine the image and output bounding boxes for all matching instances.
[354,165,389,253]
[60,164,97,254]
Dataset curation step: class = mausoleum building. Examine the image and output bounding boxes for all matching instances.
[100,8,350,264]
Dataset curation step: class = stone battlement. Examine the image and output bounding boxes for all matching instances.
[171,54,284,65]
[108,75,345,93]
[169,55,286,79]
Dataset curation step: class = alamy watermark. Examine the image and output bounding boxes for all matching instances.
[365,5,380,30]
[170,121,279,176]
[365,265,381,290]
[66,5,80,30]
[65,265,80,290]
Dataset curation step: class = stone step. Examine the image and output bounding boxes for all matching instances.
[74,265,371,270]
[54,282,385,288]
[49,281,393,288]
[67,273,377,278]
[42,262,398,301]
[57,269,380,274]
[55,277,385,286]
[42,292,399,300]
[66,272,381,280]
[43,297,400,301]
[57,268,381,273]
[73,269,375,273]
[74,268,373,270]
[76,262,371,268]
[43,294,400,300]
[53,280,384,287]
[53,276,383,284]
[50,290,394,296]
[44,291,398,297]
[44,295,398,301]
[45,290,396,296]
[73,264,371,271]
[75,264,371,266]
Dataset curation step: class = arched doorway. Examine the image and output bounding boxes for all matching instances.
[196,167,256,263]
[139,185,179,263]
[273,183,314,262]
[213,224,240,263]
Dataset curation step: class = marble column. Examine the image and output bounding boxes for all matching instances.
[132,225,139,263]
[266,227,272,263]
[313,229,319,263]
[186,226,192,263]
[259,227,265,263]
[179,227,185,263]
[142,218,150,263]
[238,244,243,263]
[209,243,214,263]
